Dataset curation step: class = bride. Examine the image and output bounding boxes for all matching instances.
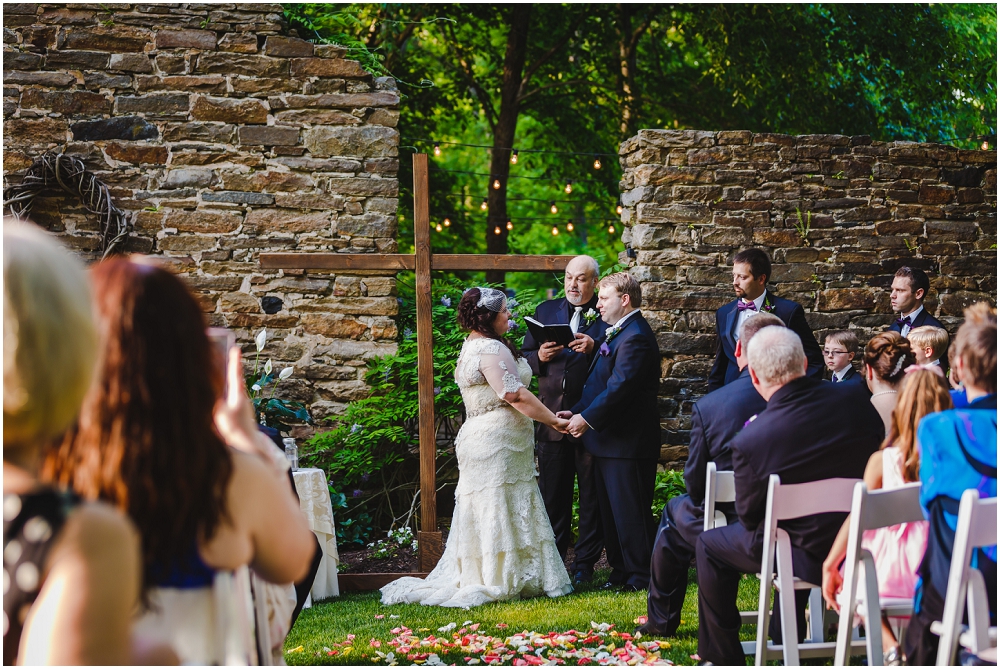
[381,287,574,608]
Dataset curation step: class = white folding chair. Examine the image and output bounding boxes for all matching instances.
[704,463,758,627]
[933,490,998,666]
[834,482,924,665]
[750,475,866,666]
[213,566,259,665]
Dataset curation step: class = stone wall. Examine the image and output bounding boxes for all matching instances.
[3,3,401,436]
[618,130,997,467]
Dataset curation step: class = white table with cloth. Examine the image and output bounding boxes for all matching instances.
[292,467,340,601]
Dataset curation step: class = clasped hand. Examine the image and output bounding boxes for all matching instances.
[554,410,589,437]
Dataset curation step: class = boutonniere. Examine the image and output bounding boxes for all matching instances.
[742,414,758,428]
[599,341,611,357]
[583,308,598,325]
[761,295,776,313]
[605,325,622,343]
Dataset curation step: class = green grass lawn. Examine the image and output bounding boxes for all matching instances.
[284,569,764,665]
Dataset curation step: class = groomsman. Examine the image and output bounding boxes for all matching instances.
[887,266,944,336]
[696,326,884,666]
[559,272,661,591]
[522,255,608,584]
[638,313,779,638]
[708,249,824,391]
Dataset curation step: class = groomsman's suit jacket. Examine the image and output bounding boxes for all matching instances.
[523,296,608,442]
[887,306,944,334]
[708,291,824,391]
[572,312,661,460]
[669,368,767,543]
[730,376,884,575]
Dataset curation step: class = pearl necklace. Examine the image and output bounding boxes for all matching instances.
[871,390,898,398]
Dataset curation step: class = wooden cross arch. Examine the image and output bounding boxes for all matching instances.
[261,153,574,572]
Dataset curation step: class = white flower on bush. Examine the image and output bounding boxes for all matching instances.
[255,328,267,352]
[264,358,272,375]
[252,384,262,392]
[279,366,294,380]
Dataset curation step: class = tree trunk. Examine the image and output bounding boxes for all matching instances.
[616,4,645,138]
[485,5,531,285]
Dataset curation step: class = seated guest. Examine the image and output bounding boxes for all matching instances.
[695,326,884,666]
[708,248,824,391]
[638,313,781,637]
[864,331,916,434]
[44,258,314,664]
[907,325,948,368]
[946,343,970,408]
[3,223,173,664]
[887,266,944,336]
[904,302,997,665]
[821,366,949,665]
[823,330,866,389]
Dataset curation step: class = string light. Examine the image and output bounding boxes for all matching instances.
[983,140,991,150]
[443,217,451,227]
[510,149,519,164]
[616,200,623,215]
[494,226,502,235]
[492,178,501,190]
[506,220,513,230]
[564,180,573,194]
[480,199,488,210]
[607,224,616,234]
[435,223,443,232]
[566,220,574,232]
[593,157,602,170]
[551,225,559,236]
[549,201,558,214]
[433,142,441,156]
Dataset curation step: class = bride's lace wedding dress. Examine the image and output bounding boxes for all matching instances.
[381,336,573,608]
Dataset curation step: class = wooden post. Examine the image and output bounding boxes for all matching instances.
[412,153,443,571]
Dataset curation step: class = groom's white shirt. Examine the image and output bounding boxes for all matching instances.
[581,309,641,429]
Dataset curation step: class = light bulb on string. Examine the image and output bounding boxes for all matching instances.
[435,223,443,232]
[443,217,451,227]
[566,220,574,232]
[564,180,573,194]
[510,149,519,164]
[494,226,502,235]
[551,225,559,236]
[549,201,558,214]
[492,178,501,190]
[593,157,602,169]
[983,140,991,150]
[608,224,616,234]
[433,142,441,157]
[506,220,513,230]
[616,201,624,215]
[480,199,488,210]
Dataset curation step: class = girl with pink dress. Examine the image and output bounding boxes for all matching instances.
[821,365,951,665]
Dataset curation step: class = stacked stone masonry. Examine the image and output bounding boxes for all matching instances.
[618,129,997,467]
[3,3,401,436]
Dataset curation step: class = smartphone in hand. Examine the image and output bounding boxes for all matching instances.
[206,327,235,394]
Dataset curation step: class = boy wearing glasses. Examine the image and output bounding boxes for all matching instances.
[823,330,866,390]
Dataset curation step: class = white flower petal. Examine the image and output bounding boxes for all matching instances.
[264,359,272,375]
[255,328,267,352]
[279,366,294,380]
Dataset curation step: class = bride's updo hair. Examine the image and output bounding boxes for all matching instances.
[457,288,519,357]
[864,331,915,384]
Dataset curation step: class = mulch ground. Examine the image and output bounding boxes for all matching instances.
[338,528,611,575]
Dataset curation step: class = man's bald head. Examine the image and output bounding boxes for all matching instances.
[565,255,600,306]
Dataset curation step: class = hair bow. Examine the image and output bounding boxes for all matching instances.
[903,363,945,379]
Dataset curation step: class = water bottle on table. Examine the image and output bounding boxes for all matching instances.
[282,437,298,471]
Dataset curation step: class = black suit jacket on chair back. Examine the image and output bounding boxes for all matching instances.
[572,312,661,460]
[523,296,608,442]
[730,376,883,565]
[708,292,824,391]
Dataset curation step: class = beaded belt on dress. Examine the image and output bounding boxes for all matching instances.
[465,400,510,418]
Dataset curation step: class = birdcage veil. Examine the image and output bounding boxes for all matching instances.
[476,287,507,312]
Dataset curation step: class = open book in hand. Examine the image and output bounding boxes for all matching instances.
[524,316,576,347]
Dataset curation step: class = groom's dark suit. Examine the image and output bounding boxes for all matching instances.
[708,291,824,391]
[572,310,661,589]
[523,295,608,571]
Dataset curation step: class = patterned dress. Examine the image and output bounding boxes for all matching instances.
[381,336,572,608]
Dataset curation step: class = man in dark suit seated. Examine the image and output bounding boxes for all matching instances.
[637,313,780,638]
[559,272,661,592]
[822,330,867,391]
[887,266,944,336]
[522,255,608,584]
[695,326,885,666]
[708,248,824,392]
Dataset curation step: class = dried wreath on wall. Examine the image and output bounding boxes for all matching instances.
[3,153,132,257]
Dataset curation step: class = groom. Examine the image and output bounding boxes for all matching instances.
[558,272,661,591]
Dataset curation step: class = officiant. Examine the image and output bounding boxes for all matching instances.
[523,255,608,585]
